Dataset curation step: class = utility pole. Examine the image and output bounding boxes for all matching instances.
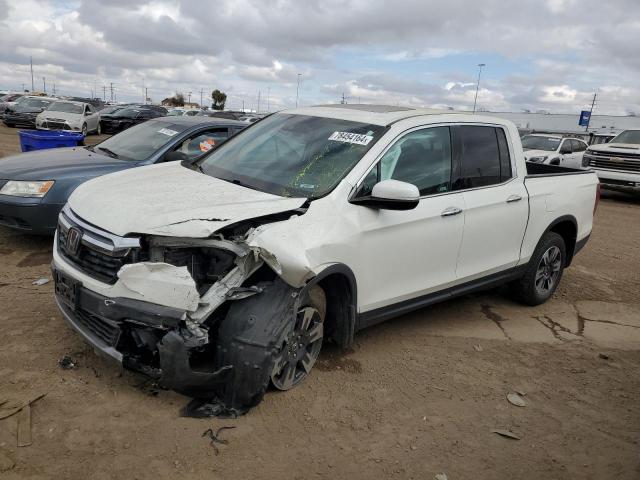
[30,57,34,92]
[242,99,245,112]
[110,82,114,102]
[42,77,46,94]
[21,83,25,92]
[257,90,261,113]
[296,73,301,108]
[145,87,148,104]
[585,93,597,132]
[102,85,107,101]
[341,92,347,104]
[53,83,56,95]
[472,63,486,114]
[266,87,270,112]
[187,91,192,104]
[200,88,204,108]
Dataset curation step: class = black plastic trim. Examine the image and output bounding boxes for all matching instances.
[357,264,528,330]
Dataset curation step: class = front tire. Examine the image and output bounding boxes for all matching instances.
[511,232,566,306]
[81,123,88,136]
[214,279,326,412]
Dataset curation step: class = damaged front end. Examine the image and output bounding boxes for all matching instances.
[54,206,302,415]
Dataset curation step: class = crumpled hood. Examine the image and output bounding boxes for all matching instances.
[68,162,307,238]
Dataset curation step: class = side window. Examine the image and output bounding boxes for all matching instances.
[496,128,512,182]
[175,128,229,158]
[358,126,452,197]
[560,139,572,153]
[572,139,586,152]
[451,126,502,190]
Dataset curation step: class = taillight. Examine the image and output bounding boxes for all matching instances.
[594,182,601,215]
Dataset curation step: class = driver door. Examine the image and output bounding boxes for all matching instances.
[350,126,466,314]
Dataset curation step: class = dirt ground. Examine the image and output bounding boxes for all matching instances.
[0,123,638,479]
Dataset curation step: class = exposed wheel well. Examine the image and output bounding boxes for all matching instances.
[315,271,356,349]
[549,220,577,266]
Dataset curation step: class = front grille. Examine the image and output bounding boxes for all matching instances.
[75,308,121,346]
[589,156,640,172]
[44,120,70,130]
[57,207,141,284]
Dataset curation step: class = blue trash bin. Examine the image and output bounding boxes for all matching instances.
[18,130,85,152]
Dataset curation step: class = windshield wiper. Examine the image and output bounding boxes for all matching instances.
[96,146,119,158]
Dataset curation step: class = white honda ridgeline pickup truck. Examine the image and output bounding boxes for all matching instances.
[52,105,599,415]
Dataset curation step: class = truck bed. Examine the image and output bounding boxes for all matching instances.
[525,161,589,176]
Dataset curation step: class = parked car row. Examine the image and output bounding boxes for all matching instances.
[0,116,245,233]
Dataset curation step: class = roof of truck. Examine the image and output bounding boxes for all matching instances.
[288,104,469,126]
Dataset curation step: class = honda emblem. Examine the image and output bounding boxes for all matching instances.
[66,227,83,257]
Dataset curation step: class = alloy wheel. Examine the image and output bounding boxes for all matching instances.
[535,245,562,294]
[271,306,324,390]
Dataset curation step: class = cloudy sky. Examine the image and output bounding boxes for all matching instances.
[1,0,639,115]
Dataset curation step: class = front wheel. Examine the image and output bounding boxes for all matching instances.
[214,280,326,413]
[510,232,566,306]
[81,123,88,136]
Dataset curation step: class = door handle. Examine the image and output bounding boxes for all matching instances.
[506,194,522,203]
[441,206,463,217]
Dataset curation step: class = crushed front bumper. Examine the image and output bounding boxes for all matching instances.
[53,268,233,395]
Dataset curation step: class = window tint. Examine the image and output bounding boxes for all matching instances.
[176,128,229,158]
[560,139,572,153]
[496,128,512,181]
[451,126,501,189]
[572,139,586,152]
[358,127,452,197]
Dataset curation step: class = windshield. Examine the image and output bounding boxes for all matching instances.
[47,102,83,114]
[199,113,385,198]
[521,135,561,151]
[93,120,189,161]
[610,130,640,145]
[17,97,53,109]
[113,107,142,117]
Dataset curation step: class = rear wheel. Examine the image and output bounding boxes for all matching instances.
[510,232,566,306]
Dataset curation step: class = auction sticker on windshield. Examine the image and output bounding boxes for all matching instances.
[158,128,178,136]
[328,131,374,146]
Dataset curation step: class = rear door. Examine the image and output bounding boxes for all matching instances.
[452,125,528,280]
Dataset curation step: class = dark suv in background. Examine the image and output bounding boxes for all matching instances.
[100,105,167,133]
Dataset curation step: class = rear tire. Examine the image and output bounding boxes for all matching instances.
[510,232,566,306]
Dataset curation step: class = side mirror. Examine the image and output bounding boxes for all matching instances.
[350,179,420,211]
[164,151,190,162]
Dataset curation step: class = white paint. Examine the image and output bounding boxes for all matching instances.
[117,263,200,312]
[58,106,598,317]
[68,162,306,237]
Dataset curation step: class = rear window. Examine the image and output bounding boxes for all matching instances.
[452,126,502,189]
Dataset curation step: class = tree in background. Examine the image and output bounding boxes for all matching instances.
[211,89,227,110]
[162,93,185,107]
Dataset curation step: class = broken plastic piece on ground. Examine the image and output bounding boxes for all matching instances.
[435,474,448,480]
[492,429,521,440]
[507,392,526,407]
[473,344,483,352]
[181,398,246,419]
[202,426,236,455]
[58,356,77,370]
[0,392,46,420]
[32,277,50,286]
[598,353,610,360]
[16,404,31,447]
